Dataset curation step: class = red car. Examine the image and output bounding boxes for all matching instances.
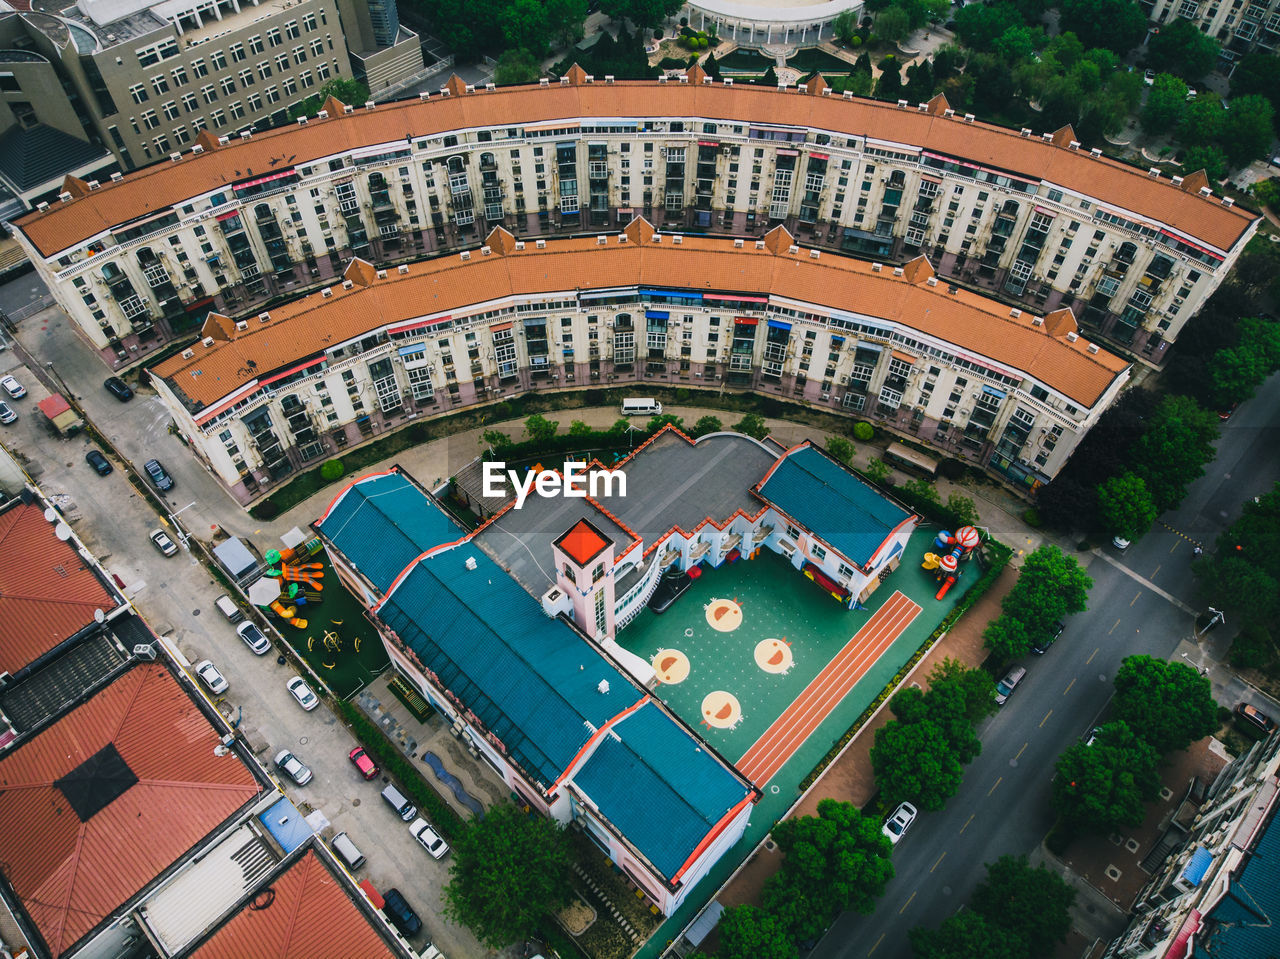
[348,746,379,780]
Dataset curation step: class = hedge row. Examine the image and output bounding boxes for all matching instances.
[798,538,1013,791]
[335,700,467,840]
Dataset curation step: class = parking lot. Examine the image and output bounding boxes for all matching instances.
[0,292,488,959]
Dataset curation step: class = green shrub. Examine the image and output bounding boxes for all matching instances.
[320,459,346,481]
[938,458,965,480]
[251,499,280,520]
[853,421,875,441]
[336,701,467,839]
[1022,508,1043,528]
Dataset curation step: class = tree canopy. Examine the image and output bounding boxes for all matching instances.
[1229,52,1280,132]
[1221,95,1276,168]
[600,0,682,27]
[1129,395,1219,512]
[1146,18,1220,81]
[1141,73,1188,135]
[762,799,894,941]
[970,855,1075,957]
[871,717,966,811]
[1196,484,1280,633]
[494,48,542,85]
[1097,472,1157,542]
[1058,0,1147,55]
[1052,721,1160,833]
[735,412,769,440]
[287,78,370,121]
[984,545,1092,659]
[442,803,572,947]
[717,905,798,959]
[910,910,1027,959]
[1113,655,1218,754]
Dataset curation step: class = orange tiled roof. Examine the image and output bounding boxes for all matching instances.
[151,223,1128,413]
[555,518,612,567]
[16,77,1255,257]
[0,663,261,958]
[189,850,397,959]
[0,500,117,675]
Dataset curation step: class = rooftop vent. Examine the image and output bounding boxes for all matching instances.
[535,239,546,248]
[376,269,388,278]
[342,278,353,288]
[1010,308,1021,317]
[259,311,270,321]
[201,336,215,347]
[460,250,470,260]
[321,287,332,297]
[111,172,124,181]
[181,348,194,359]
[871,262,882,272]
[1032,316,1043,326]
[317,109,329,119]
[1066,331,1079,342]
[465,556,478,571]
[926,276,938,286]
[1087,343,1099,353]
[235,320,248,331]
[1090,147,1102,157]
[398,264,409,274]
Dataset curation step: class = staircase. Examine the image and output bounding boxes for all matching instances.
[571,862,643,945]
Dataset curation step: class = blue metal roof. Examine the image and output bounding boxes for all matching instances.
[1200,805,1280,959]
[317,472,461,592]
[573,702,750,878]
[1181,845,1213,887]
[758,446,913,566]
[258,797,311,853]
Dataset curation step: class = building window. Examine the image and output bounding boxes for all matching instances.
[229,42,245,62]
[211,50,227,70]
[129,83,148,104]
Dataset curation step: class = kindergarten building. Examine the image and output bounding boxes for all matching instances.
[314,428,918,913]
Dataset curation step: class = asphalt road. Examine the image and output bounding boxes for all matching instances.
[814,372,1280,959]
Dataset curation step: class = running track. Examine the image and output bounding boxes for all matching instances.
[736,591,922,786]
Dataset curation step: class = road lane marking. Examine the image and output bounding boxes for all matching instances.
[988,777,1003,796]
[868,933,886,956]
[899,891,917,914]
[1040,709,1053,727]
[1109,619,1121,635]
[1171,541,1180,553]
[959,813,974,834]
[1091,548,1197,614]
[1151,565,1161,578]
[1130,591,1141,607]
[1087,647,1099,665]
[1015,742,1028,760]
[1064,678,1076,695]
[931,852,947,873]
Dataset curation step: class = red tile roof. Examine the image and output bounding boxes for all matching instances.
[189,850,398,959]
[0,663,261,957]
[0,501,118,675]
[15,78,1256,257]
[556,519,612,567]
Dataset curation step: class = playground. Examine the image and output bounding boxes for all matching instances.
[620,528,971,789]
[247,536,389,698]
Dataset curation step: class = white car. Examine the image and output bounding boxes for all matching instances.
[274,748,313,785]
[286,676,319,711]
[0,375,25,399]
[882,801,917,844]
[237,620,271,655]
[1112,535,1131,551]
[0,401,15,425]
[149,528,179,556]
[194,659,228,695]
[409,817,450,859]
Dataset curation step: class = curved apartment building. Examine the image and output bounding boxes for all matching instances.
[148,218,1129,504]
[11,66,1258,372]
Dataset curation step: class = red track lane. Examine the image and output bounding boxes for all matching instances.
[736,591,922,786]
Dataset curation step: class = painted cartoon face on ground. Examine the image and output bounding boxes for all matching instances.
[705,598,743,632]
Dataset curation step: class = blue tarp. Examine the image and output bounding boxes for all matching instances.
[258,797,311,853]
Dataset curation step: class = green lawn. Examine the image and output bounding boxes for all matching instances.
[786,48,854,75]
[717,48,775,74]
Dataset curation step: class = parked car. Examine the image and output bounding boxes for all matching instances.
[0,375,25,399]
[1032,621,1066,655]
[143,458,174,491]
[1218,403,1238,421]
[349,746,380,780]
[994,665,1027,706]
[237,620,272,655]
[149,528,178,556]
[274,748,313,786]
[1143,68,1155,85]
[381,888,422,938]
[194,659,228,694]
[409,818,450,859]
[85,449,113,476]
[0,401,15,425]
[103,376,133,401]
[1084,726,1102,747]
[1111,535,1131,551]
[287,676,319,711]
[882,801,917,845]
[1235,703,1276,734]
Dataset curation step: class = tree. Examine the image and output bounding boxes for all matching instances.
[524,414,559,443]
[833,8,861,45]
[875,55,904,101]
[1141,74,1188,135]
[762,800,894,940]
[1229,52,1280,132]
[1209,343,1270,408]
[716,905,797,959]
[903,477,940,504]
[494,48,542,85]
[904,59,934,104]
[502,0,551,56]
[1113,655,1218,754]
[994,25,1040,62]
[1097,472,1157,542]
[971,855,1075,956]
[647,413,684,433]
[1130,395,1219,511]
[1181,144,1230,183]
[599,0,682,28]
[872,718,965,810]
[1052,721,1160,833]
[442,803,572,947]
[826,436,855,465]
[482,428,514,451]
[1147,18,1219,81]
[928,658,998,723]
[734,412,768,440]
[910,910,1026,959]
[1221,95,1276,168]
[546,0,588,49]
[287,77,370,120]
[1197,485,1280,630]
[877,6,912,44]
[691,414,723,437]
[1254,178,1280,210]
[946,493,980,527]
[320,458,345,481]
[1178,93,1227,148]
[985,545,1092,659]
[568,419,592,436]
[953,2,1024,52]
[865,458,892,483]
[1058,0,1146,54]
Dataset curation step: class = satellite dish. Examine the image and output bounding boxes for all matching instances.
[43,507,57,522]
[55,523,72,541]
[94,608,105,623]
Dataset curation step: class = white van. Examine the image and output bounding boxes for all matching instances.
[330,831,365,870]
[381,783,418,822]
[214,594,245,624]
[621,397,662,416]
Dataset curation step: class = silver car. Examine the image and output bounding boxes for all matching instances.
[274,748,313,786]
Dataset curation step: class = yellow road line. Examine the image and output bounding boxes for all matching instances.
[931,852,947,873]
[1130,592,1141,607]
[1040,709,1053,728]
[959,813,975,834]
[899,891,917,914]
[1109,619,1121,635]
[1064,678,1076,695]
[868,933,886,956]
[988,777,1003,796]
[1151,564,1161,578]
[1087,647,1099,665]
[1015,741,1028,760]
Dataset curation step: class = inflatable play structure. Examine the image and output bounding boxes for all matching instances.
[922,525,982,600]
[259,537,325,628]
